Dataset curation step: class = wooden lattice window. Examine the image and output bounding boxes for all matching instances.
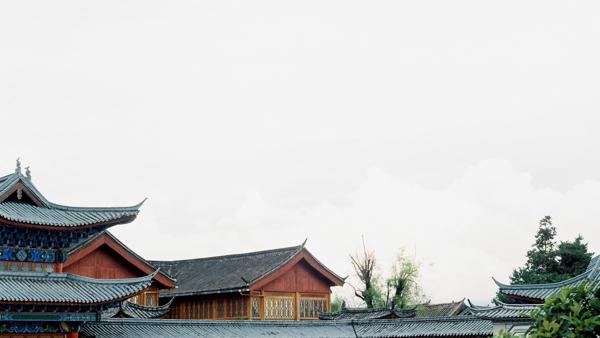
[264,294,295,320]
[251,297,260,319]
[299,296,327,319]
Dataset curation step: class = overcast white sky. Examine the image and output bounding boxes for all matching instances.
[2,1,600,305]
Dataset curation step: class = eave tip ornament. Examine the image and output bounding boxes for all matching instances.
[15,158,32,180]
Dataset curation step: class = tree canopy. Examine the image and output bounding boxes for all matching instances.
[510,216,592,285]
[350,238,425,309]
[385,251,426,309]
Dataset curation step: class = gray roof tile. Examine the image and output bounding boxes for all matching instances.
[467,302,539,320]
[150,245,306,297]
[0,270,155,304]
[415,300,467,317]
[82,317,493,338]
[100,299,174,319]
[0,172,142,227]
[319,308,416,320]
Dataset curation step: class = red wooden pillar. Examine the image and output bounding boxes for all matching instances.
[67,332,79,338]
[56,262,64,273]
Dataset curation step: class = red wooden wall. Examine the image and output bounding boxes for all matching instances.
[261,260,331,293]
[64,245,142,279]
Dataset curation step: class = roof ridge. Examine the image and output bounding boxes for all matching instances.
[0,270,156,285]
[151,244,303,264]
[492,300,541,308]
[48,199,145,212]
[493,270,591,290]
[363,315,487,324]
[0,171,143,213]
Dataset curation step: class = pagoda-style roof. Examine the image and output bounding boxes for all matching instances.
[0,169,143,229]
[467,301,539,321]
[81,316,493,338]
[319,307,416,320]
[493,255,600,302]
[0,270,156,305]
[150,242,344,297]
[100,299,174,319]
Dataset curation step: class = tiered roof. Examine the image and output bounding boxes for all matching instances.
[82,317,493,338]
[0,162,163,335]
[151,243,344,297]
[0,270,156,305]
[494,255,600,302]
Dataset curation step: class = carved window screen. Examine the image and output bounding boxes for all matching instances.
[264,295,295,319]
[299,296,327,319]
[251,297,260,319]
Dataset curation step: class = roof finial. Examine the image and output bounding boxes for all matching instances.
[15,158,21,174]
[25,166,31,180]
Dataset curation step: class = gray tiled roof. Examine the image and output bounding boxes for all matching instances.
[150,245,307,297]
[467,302,539,320]
[83,319,353,338]
[81,317,493,338]
[0,172,50,206]
[494,255,600,301]
[319,308,416,320]
[0,172,142,227]
[415,300,467,317]
[100,299,174,319]
[356,317,493,337]
[0,270,156,304]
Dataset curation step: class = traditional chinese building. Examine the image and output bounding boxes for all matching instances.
[0,161,171,337]
[150,242,345,320]
[0,159,501,338]
[466,255,600,336]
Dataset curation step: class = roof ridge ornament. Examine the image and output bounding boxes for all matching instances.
[25,166,31,180]
[15,158,21,175]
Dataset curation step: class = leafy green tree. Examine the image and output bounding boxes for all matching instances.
[349,239,425,309]
[385,251,425,309]
[527,284,600,337]
[330,296,346,313]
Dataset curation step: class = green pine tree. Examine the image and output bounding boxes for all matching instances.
[510,216,592,285]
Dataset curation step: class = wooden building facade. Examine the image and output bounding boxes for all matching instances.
[151,243,345,320]
[63,231,176,307]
